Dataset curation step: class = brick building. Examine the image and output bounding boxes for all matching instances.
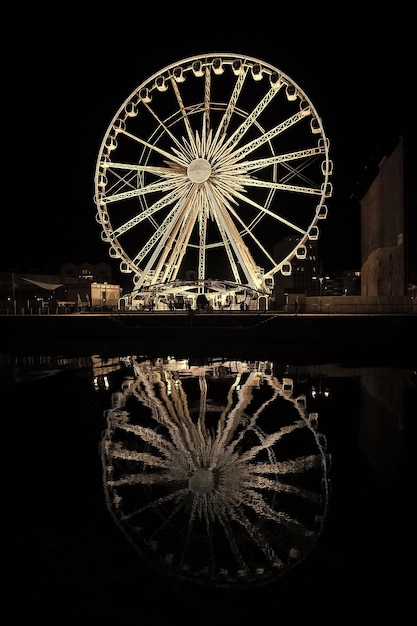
[359,136,416,300]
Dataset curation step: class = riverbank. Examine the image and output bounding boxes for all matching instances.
[1,311,416,365]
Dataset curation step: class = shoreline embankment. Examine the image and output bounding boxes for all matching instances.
[1,312,416,365]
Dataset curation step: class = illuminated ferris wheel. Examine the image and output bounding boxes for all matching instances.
[94,53,333,310]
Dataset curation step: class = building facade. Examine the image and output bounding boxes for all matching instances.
[358,135,417,309]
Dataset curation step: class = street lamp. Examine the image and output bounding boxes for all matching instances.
[311,380,330,399]
[12,273,17,315]
[310,366,330,399]
[319,276,324,313]
[312,275,329,313]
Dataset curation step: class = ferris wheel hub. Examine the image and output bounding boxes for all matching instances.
[187,158,212,183]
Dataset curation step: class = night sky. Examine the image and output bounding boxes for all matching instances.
[2,5,414,275]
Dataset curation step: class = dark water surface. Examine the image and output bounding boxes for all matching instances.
[4,351,415,624]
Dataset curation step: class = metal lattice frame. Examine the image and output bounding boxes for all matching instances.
[94,53,333,310]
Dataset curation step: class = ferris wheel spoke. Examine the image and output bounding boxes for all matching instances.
[142,101,195,158]
[102,161,185,178]
[207,69,248,160]
[206,180,275,267]
[112,185,190,238]
[213,80,280,163]
[202,66,212,145]
[218,109,309,167]
[211,177,306,235]
[279,159,322,188]
[222,146,327,175]
[204,186,246,284]
[239,177,324,196]
[170,78,199,158]
[195,125,213,161]
[197,192,209,280]
[135,191,200,287]
[104,176,188,204]
[132,196,193,269]
[162,205,200,284]
[221,185,306,235]
[198,228,208,280]
[120,128,190,167]
[206,184,264,289]
[221,200,277,268]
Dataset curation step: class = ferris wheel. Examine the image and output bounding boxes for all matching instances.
[94,53,333,310]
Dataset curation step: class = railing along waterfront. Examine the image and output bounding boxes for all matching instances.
[1,302,416,316]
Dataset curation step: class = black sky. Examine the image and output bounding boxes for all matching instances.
[2,4,414,275]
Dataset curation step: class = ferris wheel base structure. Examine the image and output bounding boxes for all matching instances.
[121,278,273,311]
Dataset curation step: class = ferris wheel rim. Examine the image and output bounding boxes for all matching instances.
[94,52,332,309]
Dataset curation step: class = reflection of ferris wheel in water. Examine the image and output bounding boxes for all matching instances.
[94,53,333,310]
[101,357,330,587]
